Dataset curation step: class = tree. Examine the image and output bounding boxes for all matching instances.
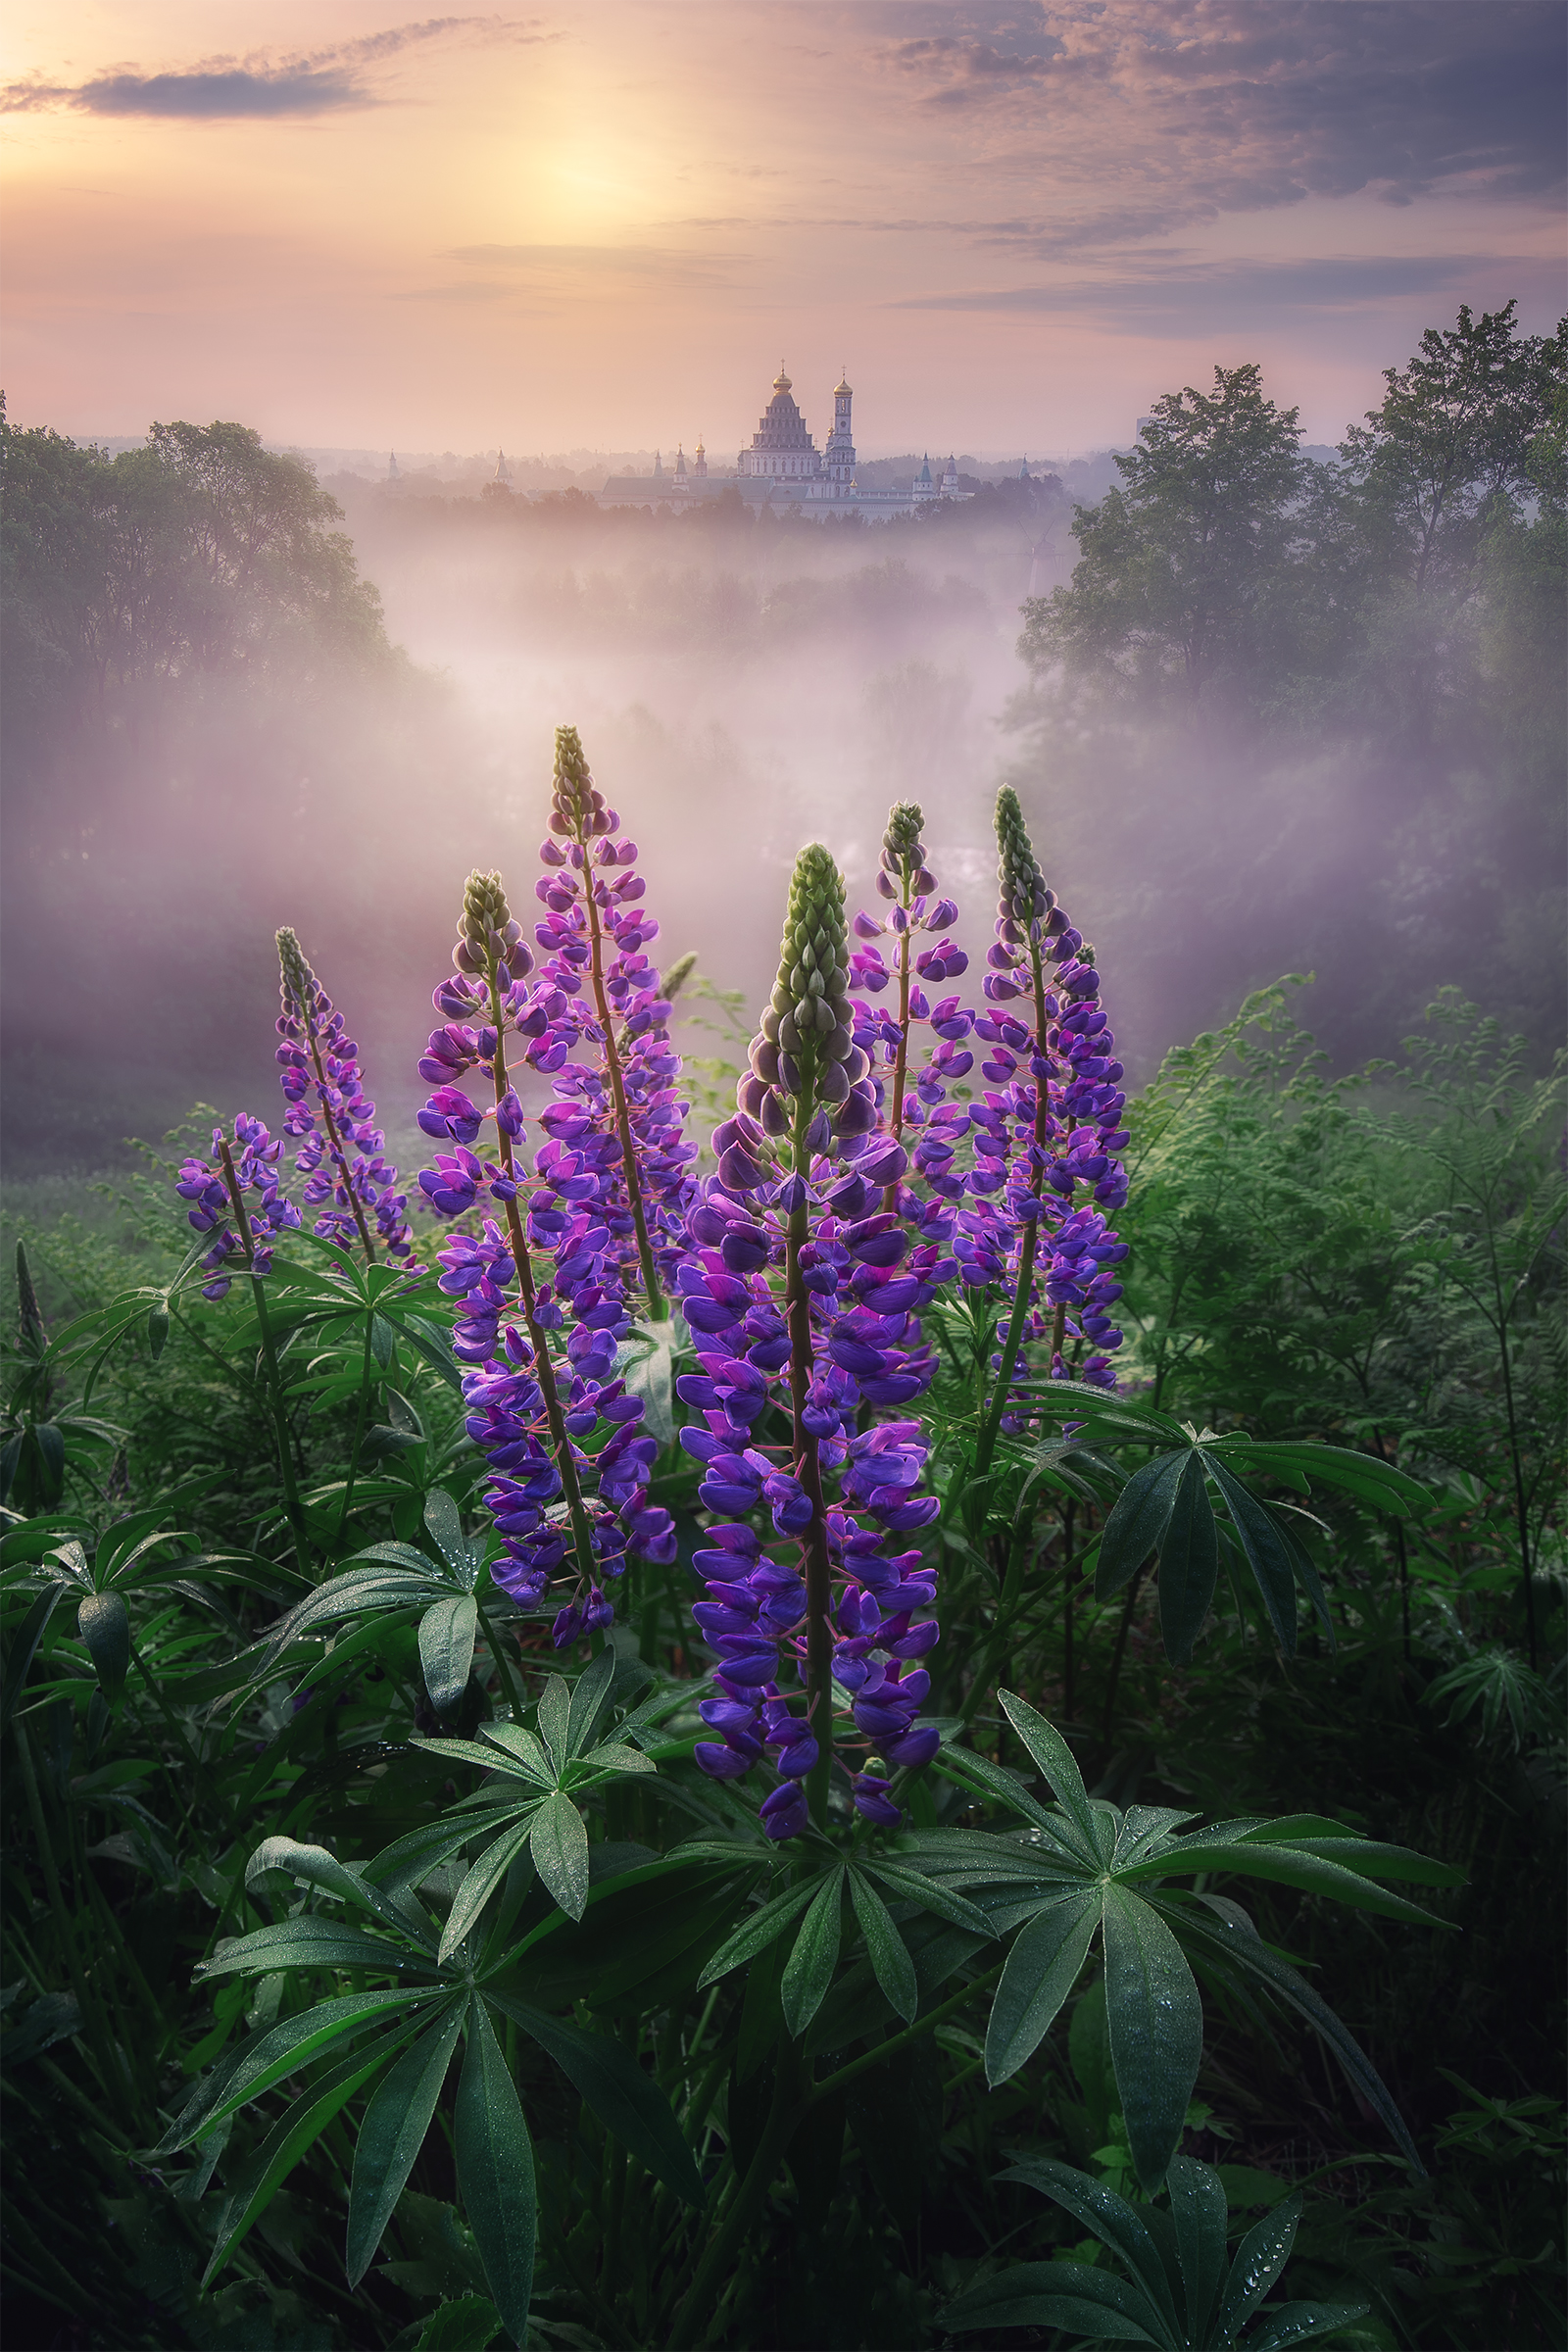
[1017,364,1307,710]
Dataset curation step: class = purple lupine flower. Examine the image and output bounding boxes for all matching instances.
[421,866,676,1644]
[174,1115,302,1298]
[514,727,698,1317]
[969,789,1131,1461]
[849,803,974,1205]
[677,846,945,1839]
[275,929,415,1263]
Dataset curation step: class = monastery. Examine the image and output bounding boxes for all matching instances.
[600,368,970,516]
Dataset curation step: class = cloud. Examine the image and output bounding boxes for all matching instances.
[0,17,551,119]
[892,251,1559,337]
[877,1,1566,216]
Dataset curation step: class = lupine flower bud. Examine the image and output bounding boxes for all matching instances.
[273,928,414,1260]
[550,724,615,840]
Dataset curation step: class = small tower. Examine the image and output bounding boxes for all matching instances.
[387,452,400,481]
[1019,456,1030,480]
[693,436,708,482]
[913,453,934,502]
[494,448,513,485]
[674,444,687,485]
[941,454,958,497]
[654,449,663,480]
[825,368,856,493]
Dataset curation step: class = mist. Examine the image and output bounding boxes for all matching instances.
[2,337,1562,1184]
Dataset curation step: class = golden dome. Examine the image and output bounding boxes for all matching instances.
[772,363,791,392]
[835,369,852,396]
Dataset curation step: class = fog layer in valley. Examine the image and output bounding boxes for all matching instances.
[3,309,1561,1177]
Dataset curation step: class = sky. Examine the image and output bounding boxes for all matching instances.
[3,1,1563,459]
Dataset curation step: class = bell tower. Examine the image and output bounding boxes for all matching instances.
[825,368,856,493]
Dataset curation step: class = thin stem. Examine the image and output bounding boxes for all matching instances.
[473,1581,529,1722]
[881,897,914,1214]
[1062,1494,1078,1722]
[1102,1563,1147,1741]
[786,1096,835,1828]
[218,1141,316,1576]
[808,1963,1003,2107]
[578,846,666,1317]
[483,959,599,1589]
[299,1016,377,1262]
[332,1309,376,1556]
[665,2049,803,2350]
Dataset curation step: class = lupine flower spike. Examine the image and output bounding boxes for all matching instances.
[175,1117,301,1298]
[970,788,1130,1469]
[274,928,415,1263]
[416,864,675,1650]
[849,803,973,1210]
[678,846,947,1840]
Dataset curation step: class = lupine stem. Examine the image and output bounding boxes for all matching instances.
[787,1099,836,1828]
[975,935,1052,1474]
[482,958,599,1589]
[473,1581,529,1722]
[579,854,667,1318]
[880,886,915,1215]
[298,1018,378,1262]
[218,1139,316,1575]
[332,1309,375,1555]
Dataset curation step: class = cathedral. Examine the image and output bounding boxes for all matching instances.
[599,366,969,515]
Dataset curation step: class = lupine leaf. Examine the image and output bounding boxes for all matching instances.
[1150,1896,1422,2170]
[985,1890,1102,2083]
[932,1742,1063,1837]
[1114,1837,1453,1926]
[346,1999,466,2286]
[160,1989,439,2152]
[1102,1886,1204,2191]
[536,1676,571,1774]
[565,1642,617,1759]
[420,1594,478,1713]
[474,1722,555,1786]
[529,1790,590,1921]
[574,1740,660,1779]
[203,2027,423,2284]
[1246,2299,1373,2350]
[848,1869,918,2022]
[859,1859,995,1936]
[941,2260,1169,2343]
[199,1917,427,1981]
[77,1590,130,1703]
[697,1876,824,1988]
[1155,1450,1220,1664]
[1095,1450,1188,1599]
[423,1491,472,1580]
[1165,2152,1230,2344]
[1205,1459,1300,1651]
[455,2000,535,2348]
[998,1690,1102,1855]
[485,1992,705,2206]
[780,1868,846,2038]
[1227,1441,1429,1513]
[999,2155,1183,2338]
[244,1837,441,1948]
[1216,2195,1303,2340]
[264,1571,437,1666]
[0,1584,66,1732]
[439,1820,541,1965]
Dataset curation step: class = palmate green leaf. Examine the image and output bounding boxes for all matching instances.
[416,2295,504,2351]
[1246,2299,1373,2350]
[1157,1449,1221,1664]
[1023,1388,1192,1446]
[411,1733,540,1786]
[484,1992,705,2207]
[1216,2194,1302,2341]
[199,1916,431,1982]
[858,1858,995,1936]
[1150,1894,1422,2171]
[244,1837,442,1949]
[1102,1885,1204,2191]
[159,1988,441,2152]
[455,2000,535,2349]
[1166,2152,1230,2345]
[529,1790,590,1920]
[204,2022,426,2285]
[942,2259,1170,2345]
[536,1675,571,1773]
[697,1875,823,1989]
[476,1722,555,1786]
[999,2155,1183,2341]
[1095,1450,1187,1598]
[439,1820,541,1965]
[932,1742,1064,1839]
[77,1590,130,1704]
[423,1491,473,1581]
[1221,1440,1430,1516]
[573,1740,660,1781]
[346,1999,467,2287]
[781,1867,846,2038]
[564,1642,616,1758]
[420,1593,478,1713]
[265,1569,442,1667]
[1205,1457,1303,1651]
[985,1891,1102,2084]
[848,1868,918,2022]
[998,1690,1102,1856]
[1115,1836,1455,1927]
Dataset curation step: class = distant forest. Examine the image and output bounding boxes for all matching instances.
[1,300,1562,1174]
